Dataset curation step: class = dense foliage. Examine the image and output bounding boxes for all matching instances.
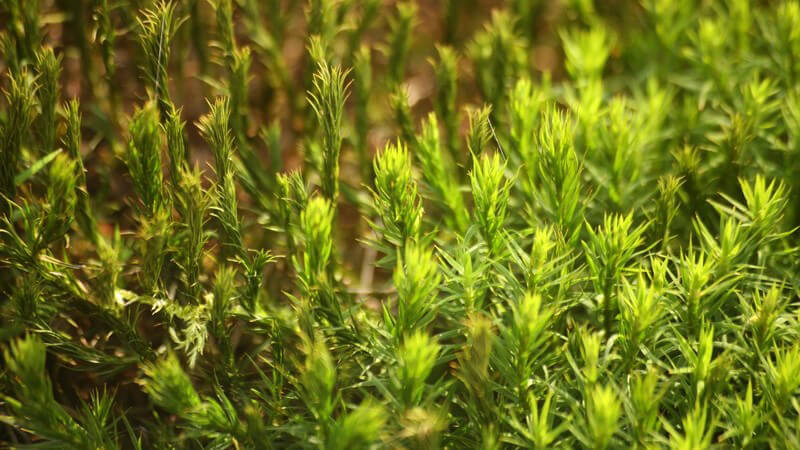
[2,0,800,448]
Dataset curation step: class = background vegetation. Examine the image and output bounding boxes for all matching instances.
[2,0,800,448]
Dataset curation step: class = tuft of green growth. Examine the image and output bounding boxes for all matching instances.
[470,152,513,257]
[466,104,493,156]
[33,47,61,154]
[173,165,211,303]
[431,45,461,164]
[584,213,649,334]
[164,103,187,185]
[3,336,119,449]
[298,195,334,288]
[534,104,584,244]
[198,97,243,259]
[388,243,440,341]
[577,384,623,450]
[352,45,373,180]
[370,140,424,254]
[125,102,170,293]
[0,70,37,201]
[417,113,468,233]
[125,102,165,216]
[137,1,184,116]
[561,26,613,83]
[308,58,350,203]
[392,331,441,409]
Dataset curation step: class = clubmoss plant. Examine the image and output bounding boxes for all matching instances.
[417,113,468,233]
[392,331,441,410]
[4,1,800,448]
[388,243,440,341]
[308,58,350,203]
[137,1,184,117]
[431,45,461,165]
[0,70,37,202]
[370,140,424,256]
[386,2,417,87]
[583,213,649,333]
[33,48,60,154]
[469,152,513,257]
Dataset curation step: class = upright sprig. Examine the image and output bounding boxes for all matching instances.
[0,70,37,202]
[762,1,800,86]
[308,59,351,203]
[211,0,235,58]
[470,153,513,257]
[3,336,118,449]
[431,45,461,164]
[209,265,236,365]
[573,384,622,450]
[95,0,117,91]
[211,0,255,169]
[306,0,338,51]
[137,0,184,116]
[495,293,554,404]
[300,195,334,282]
[327,400,387,450]
[727,176,789,248]
[62,100,98,244]
[416,113,468,233]
[742,285,787,351]
[299,335,337,426]
[591,97,646,211]
[467,105,493,156]
[40,154,78,251]
[456,313,496,433]
[583,213,649,334]
[0,31,20,76]
[195,95,272,311]
[229,46,252,140]
[618,275,664,365]
[126,102,165,217]
[2,0,42,65]
[370,140,424,253]
[535,105,584,244]
[509,78,546,197]
[677,248,732,337]
[346,0,381,56]
[197,97,243,259]
[164,103,187,186]
[392,331,441,410]
[390,87,418,151]
[561,25,613,83]
[33,47,61,154]
[140,353,252,444]
[388,243,441,341]
[276,169,307,256]
[653,175,684,251]
[140,352,200,416]
[665,402,716,450]
[173,165,212,303]
[627,368,666,446]
[761,343,800,413]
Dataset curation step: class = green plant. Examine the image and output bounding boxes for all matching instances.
[3,1,800,448]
